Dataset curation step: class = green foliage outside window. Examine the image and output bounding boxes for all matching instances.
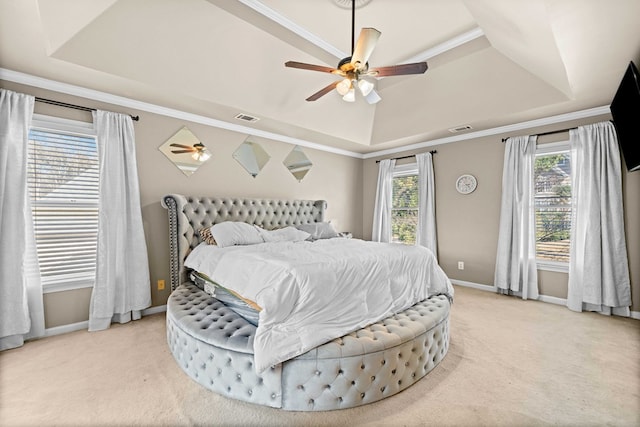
[391,175,418,245]
[534,152,571,262]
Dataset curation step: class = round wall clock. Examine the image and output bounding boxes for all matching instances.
[456,174,477,194]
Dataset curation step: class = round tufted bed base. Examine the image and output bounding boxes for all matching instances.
[167,282,451,411]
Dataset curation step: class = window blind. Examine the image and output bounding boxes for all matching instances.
[27,128,99,286]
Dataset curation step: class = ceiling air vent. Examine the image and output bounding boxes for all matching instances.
[234,113,260,123]
[448,125,473,133]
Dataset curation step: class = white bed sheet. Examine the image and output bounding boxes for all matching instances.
[185,238,453,373]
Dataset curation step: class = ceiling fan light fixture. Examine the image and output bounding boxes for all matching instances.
[336,78,352,95]
[192,150,211,162]
[342,88,356,102]
[358,79,374,96]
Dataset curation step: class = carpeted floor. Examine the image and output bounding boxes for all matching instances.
[1,285,638,426]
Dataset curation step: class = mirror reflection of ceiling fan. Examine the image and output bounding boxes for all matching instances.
[285,0,428,104]
[170,143,211,162]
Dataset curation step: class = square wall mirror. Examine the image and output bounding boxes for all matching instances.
[284,146,312,181]
[233,139,271,178]
[159,126,211,176]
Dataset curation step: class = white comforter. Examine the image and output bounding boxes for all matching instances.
[185,238,453,373]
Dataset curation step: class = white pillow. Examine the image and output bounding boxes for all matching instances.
[257,226,310,243]
[295,222,339,240]
[209,222,264,247]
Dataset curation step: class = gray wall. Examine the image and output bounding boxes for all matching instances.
[3,79,639,329]
[363,118,640,311]
[1,81,363,328]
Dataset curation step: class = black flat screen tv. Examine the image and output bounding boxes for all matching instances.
[610,61,640,172]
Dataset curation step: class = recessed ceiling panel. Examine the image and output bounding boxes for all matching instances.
[370,47,569,145]
[261,0,478,65]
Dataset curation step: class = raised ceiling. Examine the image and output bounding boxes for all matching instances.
[1,0,639,155]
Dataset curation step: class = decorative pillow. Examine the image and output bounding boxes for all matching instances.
[209,221,264,248]
[198,227,217,245]
[256,226,310,243]
[296,222,339,240]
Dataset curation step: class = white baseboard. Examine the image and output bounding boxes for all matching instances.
[43,305,167,338]
[142,305,167,316]
[537,294,567,306]
[44,320,88,337]
[451,279,639,319]
[450,279,496,292]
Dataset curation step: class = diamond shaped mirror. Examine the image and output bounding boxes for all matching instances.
[233,139,271,178]
[284,146,313,182]
[158,126,211,176]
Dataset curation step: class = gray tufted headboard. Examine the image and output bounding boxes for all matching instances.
[161,194,327,291]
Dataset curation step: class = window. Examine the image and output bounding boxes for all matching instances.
[391,165,418,244]
[534,142,572,268]
[27,115,98,292]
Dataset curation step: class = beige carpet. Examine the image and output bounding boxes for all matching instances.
[1,285,639,426]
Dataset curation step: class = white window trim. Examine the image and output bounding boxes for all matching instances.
[536,260,570,273]
[30,114,98,294]
[393,162,418,177]
[535,140,570,273]
[32,113,96,136]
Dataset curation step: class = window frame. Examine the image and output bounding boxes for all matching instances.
[391,163,419,245]
[534,140,571,273]
[29,114,98,294]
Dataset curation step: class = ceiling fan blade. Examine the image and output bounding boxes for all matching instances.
[350,28,381,71]
[171,150,194,154]
[364,88,382,104]
[170,143,192,149]
[306,82,339,102]
[285,61,340,74]
[368,62,428,77]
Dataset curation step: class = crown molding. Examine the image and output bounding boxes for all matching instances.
[362,105,611,159]
[0,67,364,158]
[403,27,485,64]
[2,68,611,161]
[238,0,347,59]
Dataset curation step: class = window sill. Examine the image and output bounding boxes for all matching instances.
[43,281,93,294]
[536,260,569,273]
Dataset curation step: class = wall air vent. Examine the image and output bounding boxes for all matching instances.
[448,125,473,133]
[234,113,260,123]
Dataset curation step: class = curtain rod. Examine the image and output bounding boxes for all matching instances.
[375,150,437,163]
[501,127,576,142]
[35,97,140,121]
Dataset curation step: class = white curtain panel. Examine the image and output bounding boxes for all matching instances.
[567,122,631,315]
[494,135,539,300]
[0,89,44,350]
[371,159,396,242]
[89,110,151,331]
[416,152,437,259]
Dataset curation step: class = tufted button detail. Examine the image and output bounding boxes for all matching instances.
[166,272,451,412]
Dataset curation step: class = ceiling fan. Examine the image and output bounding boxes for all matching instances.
[285,0,428,104]
[170,143,211,161]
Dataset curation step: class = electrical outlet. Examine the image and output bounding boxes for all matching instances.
[457,261,464,270]
[157,279,165,290]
